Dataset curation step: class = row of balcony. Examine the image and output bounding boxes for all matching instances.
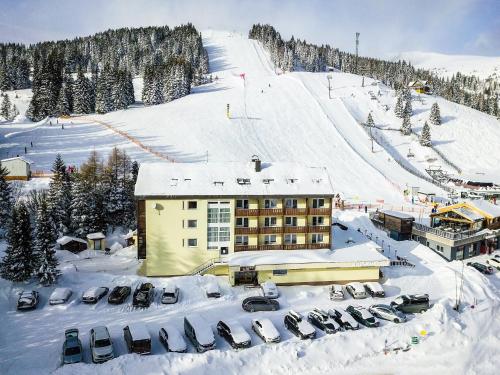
[234,243,330,252]
[235,225,331,234]
[235,207,331,216]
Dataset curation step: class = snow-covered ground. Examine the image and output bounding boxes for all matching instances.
[0,211,499,375]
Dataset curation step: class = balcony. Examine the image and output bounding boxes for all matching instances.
[259,244,284,250]
[284,208,307,215]
[308,207,331,215]
[308,225,331,233]
[235,208,259,216]
[308,243,330,249]
[283,226,308,233]
[259,226,283,234]
[283,244,304,250]
[235,227,259,235]
[259,208,284,215]
[234,245,258,252]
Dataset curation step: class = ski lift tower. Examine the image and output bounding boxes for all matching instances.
[327,74,333,99]
[355,32,360,74]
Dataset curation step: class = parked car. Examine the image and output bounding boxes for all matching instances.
[467,262,494,275]
[82,287,109,304]
[161,284,180,304]
[17,290,39,311]
[252,318,281,343]
[133,283,155,307]
[307,308,340,334]
[329,284,345,300]
[369,304,406,323]
[487,257,500,270]
[346,305,380,328]
[390,294,430,314]
[89,326,114,363]
[284,310,316,339]
[346,282,368,299]
[242,296,279,312]
[108,286,131,304]
[61,328,83,365]
[124,323,152,355]
[159,326,187,353]
[204,282,221,298]
[50,288,72,305]
[328,308,360,330]
[217,320,252,349]
[261,281,279,299]
[184,314,216,352]
[364,282,385,297]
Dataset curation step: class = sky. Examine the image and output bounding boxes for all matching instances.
[0,0,499,57]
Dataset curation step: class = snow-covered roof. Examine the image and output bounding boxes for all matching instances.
[453,207,484,222]
[381,210,415,220]
[135,161,335,197]
[87,232,105,240]
[57,236,86,245]
[204,282,220,294]
[0,156,33,164]
[185,314,214,345]
[467,200,500,218]
[127,323,151,341]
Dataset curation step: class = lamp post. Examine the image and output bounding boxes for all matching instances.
[327,74,332,99]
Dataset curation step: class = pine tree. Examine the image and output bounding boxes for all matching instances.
[1,93,11,120]
[35,195,60,285]
[73,69,95,114]
[0,202,34,282]
[403,98,412,117]
[429,102,441,125]
[55,84,71,116]
[0,164,13,231]
[9,104,19,120]
[366,112,375,127]
[394,96,404,118]
[420,121,431,146]
[48,154,72,236]
[400,113,412,135]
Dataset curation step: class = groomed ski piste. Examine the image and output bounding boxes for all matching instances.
[1,31,500,375]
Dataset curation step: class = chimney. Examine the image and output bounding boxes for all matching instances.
[251,155,261,172]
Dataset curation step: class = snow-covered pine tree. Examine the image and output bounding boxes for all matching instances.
[95,71,112,114]
[394,96,404,118]
[0,202,34,282]
[9,104,19,120]
[73,69,95,114]
[403,97,412,117]
[0,164,13,231]
[400,113,412,135]
[1,93,11,120]
[125,71,135,106]
[48,154,72,237]
[366,113,375,127]
[55,85,70,116]
[34,193,59,285]
[420,121,432,146]
[429,102,441,125]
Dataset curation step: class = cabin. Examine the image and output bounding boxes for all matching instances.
[408,80,430,94]
[56,236,87,253]
[0,156,33,181]
[86,232,106,250]
[370,210,415,241]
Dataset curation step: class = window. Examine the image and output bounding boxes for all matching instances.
[264,235,277,244]
[208,208,218,223]
[312,216,324,226]
[236,236,249,245]
[219,227,230,242]
[236,199,249,209]
[312,198,325,208]
[236,217,249,227]
[208,227,218,242]
[188,201,197,209]
[285,217,297,227]
[187,238,198,247]
[284,234,297,244]
[219,208,230,223]
[285,199,298,208]
[311,233,324,243]
[264,217,277,227]
[264,199,277,208]
[273,269,288,276]
[187,220,197,228]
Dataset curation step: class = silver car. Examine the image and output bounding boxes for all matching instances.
[161,285,179,304]
[90,326,114,363]
[369,304,407,323]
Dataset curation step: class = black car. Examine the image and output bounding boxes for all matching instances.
[217,320,252,349]
[307,309,340,334]
[346,305,380,328]
[390,294,430,314]
[133,283,155,307]
[108,286,131,304]
[17,290,39,311]
[242,296,279,312]
[284,310,316,339]
[467,262,494,275]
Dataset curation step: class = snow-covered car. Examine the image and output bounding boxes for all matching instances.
[133,283,155,307]
[329,284,345,300]
[328,308,360,330]
[391,294,430,314]
[204,282,221,298]
[252,318,281,343]
[124,323,152,355]
[487,257,500,270]
[184,314,216,352]
[217,320,252,349]
[17,290,39,311]
[108,286,131,304]
[346,305,380,328]
[307,308,341,334]
[62,328,83,365]
[159,326,187,353]
[467,262,494,275]
[161,284,180,304]
[346,282,368,299]
[50,288,72,305]
[284,310,316,339]
[89,326,114,363]
[369,304,406,323]
[242,296,279,312]
[260,281,279,299]
[82,287,109,304]
[364,282,385,297]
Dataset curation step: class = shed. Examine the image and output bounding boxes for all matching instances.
[370,210,415,241]
[408,80,430,94]
[86,232,106,250]
[56,236,87,253]
[0,156,33,180]
[123,230,136,246]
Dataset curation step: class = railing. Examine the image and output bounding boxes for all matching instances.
[235,227,259,234]
[308,208,331,215]
[413,222,482,240]
[284,208,308,215]
[259,226,283,234]
[234,245,259,252]
[259,244,284,250]
[309,225,331,233]
[283,226,308,233]
[259,208,284,215]
[283,244,304,250]
[235,209,259,216]
[390,259,416,268]
[308,243,331,249]
[188,257,225,276]
[489,221,500,230]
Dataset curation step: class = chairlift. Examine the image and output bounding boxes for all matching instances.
[407,148,415,158]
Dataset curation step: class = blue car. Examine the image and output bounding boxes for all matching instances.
[62,328,83,364]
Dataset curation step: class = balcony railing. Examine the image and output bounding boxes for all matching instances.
[234,245,259,252]
[259,226,283,234]
[413,222,482,240]
[308,207,331,215]
[308,243,330,249]
[284,208,308,215]
[259,208,284,216]
[235,227,259,235]
[283,244,304,250]
[259,244,284,250]
[235,208,259,216]
[309,225,331,233]
[283,226,308,233]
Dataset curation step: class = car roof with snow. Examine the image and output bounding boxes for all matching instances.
[127,323,151,341]
[83,287,104,297]
[163,284,178,294]
[254,318,279,337]
[261,281,277,289]
[365,282,384,292]
[50,287,71,300]
[92,326,110,339]
[161,326,185,350]
[225,321,251,343]
[347,282,365,292]
[185,314,214,345]
[204,282,219,292]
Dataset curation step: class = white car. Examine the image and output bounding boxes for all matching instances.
[284,310,316,339]
[364,282,385,297]
[329,284,344,300]
[82,287,109,304]
[161,284,180,304]
[261,281,279,299]
[90,326,114,363]
[346,282,368,299]
[204,282,221,298]
[328,308,360,330]
[217,320,252,349]
[369,304,406,323]
[159,326,187,353]
[49,287,72,305]
[252,318,281,343]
